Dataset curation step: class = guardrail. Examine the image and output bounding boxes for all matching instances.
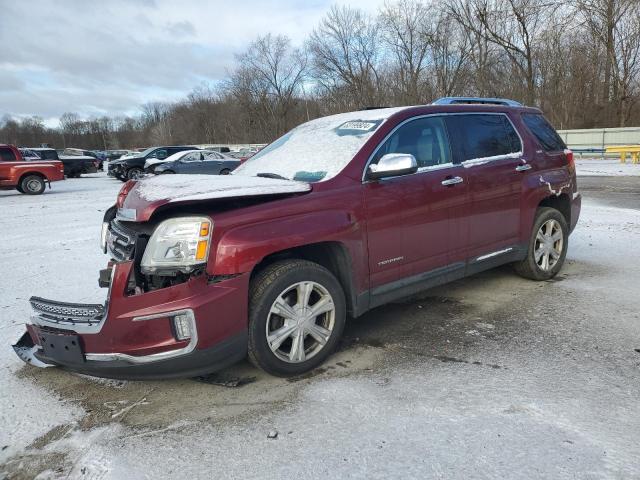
[605,145,640,164]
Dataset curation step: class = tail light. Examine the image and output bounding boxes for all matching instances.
[564,149,574,168]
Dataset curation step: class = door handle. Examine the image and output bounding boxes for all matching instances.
[441,176,464,186]
[515,164,532,172]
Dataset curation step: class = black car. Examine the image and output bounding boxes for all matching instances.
[108,146,200,181]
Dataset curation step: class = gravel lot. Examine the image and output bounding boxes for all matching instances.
[1,167,639,479]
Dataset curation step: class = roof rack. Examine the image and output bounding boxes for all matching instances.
[432,97,522,107]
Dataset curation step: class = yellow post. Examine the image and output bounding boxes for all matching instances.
[620,151,626,163]
[633,152,639,165]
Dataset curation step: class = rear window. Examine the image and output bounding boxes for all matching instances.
[445,114,521,162]
[39,150,58,160]
[522,113,566,152]
[0,147,17,162]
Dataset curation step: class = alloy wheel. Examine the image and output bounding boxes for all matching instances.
[534,219,563,271]
[266,281,336,363]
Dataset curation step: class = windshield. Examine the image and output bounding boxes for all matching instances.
[233,107,406,182]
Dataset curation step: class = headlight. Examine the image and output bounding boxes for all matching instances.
[141,217,212,274]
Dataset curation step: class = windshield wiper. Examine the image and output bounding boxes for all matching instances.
[256,172,288,180]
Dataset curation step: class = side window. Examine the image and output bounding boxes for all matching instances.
[522,113,566,152]
[182,152,200,161]
[371,116,452,169]
[0,147,17,162]
[204,152,222,160]
[445,114,522,162]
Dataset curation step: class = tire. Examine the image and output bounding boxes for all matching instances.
[514,207,569,280]
[20,175,46,195]
[127,168,143,180]
[161,170,175,174]
[220,169,231,175]
[248,259,346,376]
[16,184,24,193]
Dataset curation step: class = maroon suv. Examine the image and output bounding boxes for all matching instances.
[13,97,581,379]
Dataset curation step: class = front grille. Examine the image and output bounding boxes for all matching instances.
[108,220,137,261]
[30,296,105,324]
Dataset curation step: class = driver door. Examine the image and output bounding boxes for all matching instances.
[363,115,468,295]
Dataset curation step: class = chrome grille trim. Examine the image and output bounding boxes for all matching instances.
[30,296,105,323]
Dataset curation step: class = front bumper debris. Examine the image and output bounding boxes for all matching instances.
[13,261,249,379]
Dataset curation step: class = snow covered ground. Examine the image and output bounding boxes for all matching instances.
[576,158,640,176]
[1,172,639,479]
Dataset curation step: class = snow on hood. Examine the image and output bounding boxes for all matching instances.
[134,174,311,203]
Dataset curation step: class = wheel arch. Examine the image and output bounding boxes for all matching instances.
[250,241,360,318]
[18,171,47,185]
[538,193,571,226]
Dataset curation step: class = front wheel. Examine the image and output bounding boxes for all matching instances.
[20,175,46,195]
[248,260,346,376]
[127,168,143,180]
[514,207,568,280]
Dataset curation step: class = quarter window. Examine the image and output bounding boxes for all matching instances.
[445,114,521,162]
[522,113,566,152]
[371,116,452,169]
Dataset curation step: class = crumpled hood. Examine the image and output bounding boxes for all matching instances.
[119,174,311,222]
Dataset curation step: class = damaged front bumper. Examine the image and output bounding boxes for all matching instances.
[13,261,249,380]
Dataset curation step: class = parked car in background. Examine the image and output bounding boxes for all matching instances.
[108,145,200,181]
[0,144,64,194]
[29,148,98,178]
[147,150,241,175]
[12,98,580,379]
[19,148,42,161]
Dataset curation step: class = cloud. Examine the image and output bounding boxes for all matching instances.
[0,0,383,124]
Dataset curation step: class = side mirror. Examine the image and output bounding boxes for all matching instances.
[367,153,418,180]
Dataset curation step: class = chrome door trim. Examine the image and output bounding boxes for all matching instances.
[362,112,524,182]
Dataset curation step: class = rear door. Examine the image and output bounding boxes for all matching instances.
[444,113,524,260]
[201,152,224,173]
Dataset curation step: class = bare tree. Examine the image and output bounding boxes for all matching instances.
[379,0,432,104]
[309,5,384,109]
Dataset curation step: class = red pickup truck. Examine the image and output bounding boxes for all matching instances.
[0,144,65,194]
[13,98,581,379]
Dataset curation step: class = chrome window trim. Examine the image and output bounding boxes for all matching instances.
[361,112,524,182]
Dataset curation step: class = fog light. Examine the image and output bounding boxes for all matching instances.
[173,313,192,340]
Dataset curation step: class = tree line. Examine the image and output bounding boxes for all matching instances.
[2,0,639,151]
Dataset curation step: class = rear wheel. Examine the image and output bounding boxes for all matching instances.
[161,170,175,174]
[220,169,231,175]
[248,260,346,376]
[514,207,568,280]
[20,175,46,195]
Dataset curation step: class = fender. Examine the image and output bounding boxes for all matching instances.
[519,166,572,243]
[210,209,364,277]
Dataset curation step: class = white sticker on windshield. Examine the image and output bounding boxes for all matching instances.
[337,121,378,131]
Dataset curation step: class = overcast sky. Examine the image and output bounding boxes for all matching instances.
[0,0,382,126]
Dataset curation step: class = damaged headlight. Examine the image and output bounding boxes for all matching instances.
[141,216,212,274]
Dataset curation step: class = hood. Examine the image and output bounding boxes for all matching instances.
[119,174,312,222]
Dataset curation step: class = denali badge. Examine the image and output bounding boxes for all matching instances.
[378,256,404,266]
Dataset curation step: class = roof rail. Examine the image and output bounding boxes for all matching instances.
[432,97,523,107]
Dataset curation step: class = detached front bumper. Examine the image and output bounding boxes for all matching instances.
[13,261,249,380]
